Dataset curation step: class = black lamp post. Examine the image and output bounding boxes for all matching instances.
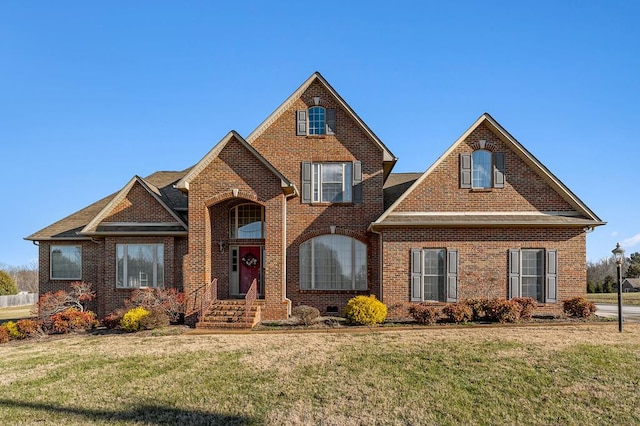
[612,243,625,333]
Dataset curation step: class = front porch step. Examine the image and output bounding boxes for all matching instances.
[196,300,263,330]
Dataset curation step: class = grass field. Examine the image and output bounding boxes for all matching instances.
[1,324,639,425]
[587,292,640,306]
[0,305,34,322]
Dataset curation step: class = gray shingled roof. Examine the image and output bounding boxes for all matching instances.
[25,168,191,241]
[383,173,422,210]
[623,278,640,289]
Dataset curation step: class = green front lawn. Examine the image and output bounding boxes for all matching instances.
[1,324,639,425]
[587,292,640,306]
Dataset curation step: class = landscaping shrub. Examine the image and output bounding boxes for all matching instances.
[487,299,521,323]
[464,298,491,321]
[16,319,41,337]
[408,303,439,325]
[442,302,473,323]
[0,325,8,344]
[513,297,537,320]
[36,281,96,327]
[50,309,99,334]
[102,309,127,330]
[343,295,387,326]
[563,297,597,318]
[139,307,170,330]
[4,321,25,339]
[0,270,18,295]
[291,305,320,325]
[125,288,184,323]
[121,307,151,332]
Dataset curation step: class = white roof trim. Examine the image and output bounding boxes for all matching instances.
[374,113,603,225]
[175,131,297,196]
[245,71,396,163]
[80,176,187,234]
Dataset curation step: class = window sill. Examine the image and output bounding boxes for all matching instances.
[306,135,327,139]
[308,202,353,206]
[470,188,493,193]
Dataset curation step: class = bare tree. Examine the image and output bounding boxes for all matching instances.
[0,261,39,293]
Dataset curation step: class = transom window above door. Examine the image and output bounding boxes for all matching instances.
[230,204,265,239]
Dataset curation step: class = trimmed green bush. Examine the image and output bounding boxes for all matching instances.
[121,307,151,332]
[0,270,18,295]
[291,305,320,325]
[343,295,387,326]
[563,297,597,318]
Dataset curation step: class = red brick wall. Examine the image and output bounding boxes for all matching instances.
[103,181,178,223]
[185,136,288,319]
[250,80,386,316]
[381,227,587,315]
[394,123,574,213]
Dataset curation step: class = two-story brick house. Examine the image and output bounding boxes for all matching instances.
[26,72,604,324]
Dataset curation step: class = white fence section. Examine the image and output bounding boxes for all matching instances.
[0,293,37,308]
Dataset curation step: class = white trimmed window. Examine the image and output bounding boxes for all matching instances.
[230,204,265,239]
[472,150,492,188]
[308,106,326,135]
[300,235,367,290]
[313,163,352,203]
[116,244,164,288]
[410,248,458,302]
[296,107,336,136]
[460,151,505,189]
[508,248,558,303]
[50,245,82,280]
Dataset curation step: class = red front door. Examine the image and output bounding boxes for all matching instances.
[239,246,261,294]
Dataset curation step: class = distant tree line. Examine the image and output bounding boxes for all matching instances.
[587,252,640,293]
[0,262,38,293]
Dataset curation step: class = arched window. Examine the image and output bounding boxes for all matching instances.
[300,235,367,290]
[229,204,265,239]
[472,150,492,188]
[308,106,326,135]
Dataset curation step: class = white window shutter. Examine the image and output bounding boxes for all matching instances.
[508,249,521,299]
[446,249,458,302]
[301,162,312,203]
[460,154,472,189]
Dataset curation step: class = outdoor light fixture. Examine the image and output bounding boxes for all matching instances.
[612,243,625,332]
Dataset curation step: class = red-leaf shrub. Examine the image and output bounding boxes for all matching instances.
[50,309,98,334]
[102,309,126,330]
[562,297,597,318]
[16,319,41,337]
[0,325,9,344]
[125,288,184,323]
[36,282,96,327]
[408,303,439,325]
[487,299,521,323]
[513,297,537,320]
[464,298,491,321]
[442,302,473,323]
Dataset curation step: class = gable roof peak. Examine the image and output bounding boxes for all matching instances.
[373,113,604,226]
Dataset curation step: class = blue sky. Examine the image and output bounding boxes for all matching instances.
[1,1,638,267]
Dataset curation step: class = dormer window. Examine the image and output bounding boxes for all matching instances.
[296,107,336,136]
[460,148,505,189]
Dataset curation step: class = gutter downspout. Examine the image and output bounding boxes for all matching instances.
[369,223,384,303]
[282,190,296,317]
